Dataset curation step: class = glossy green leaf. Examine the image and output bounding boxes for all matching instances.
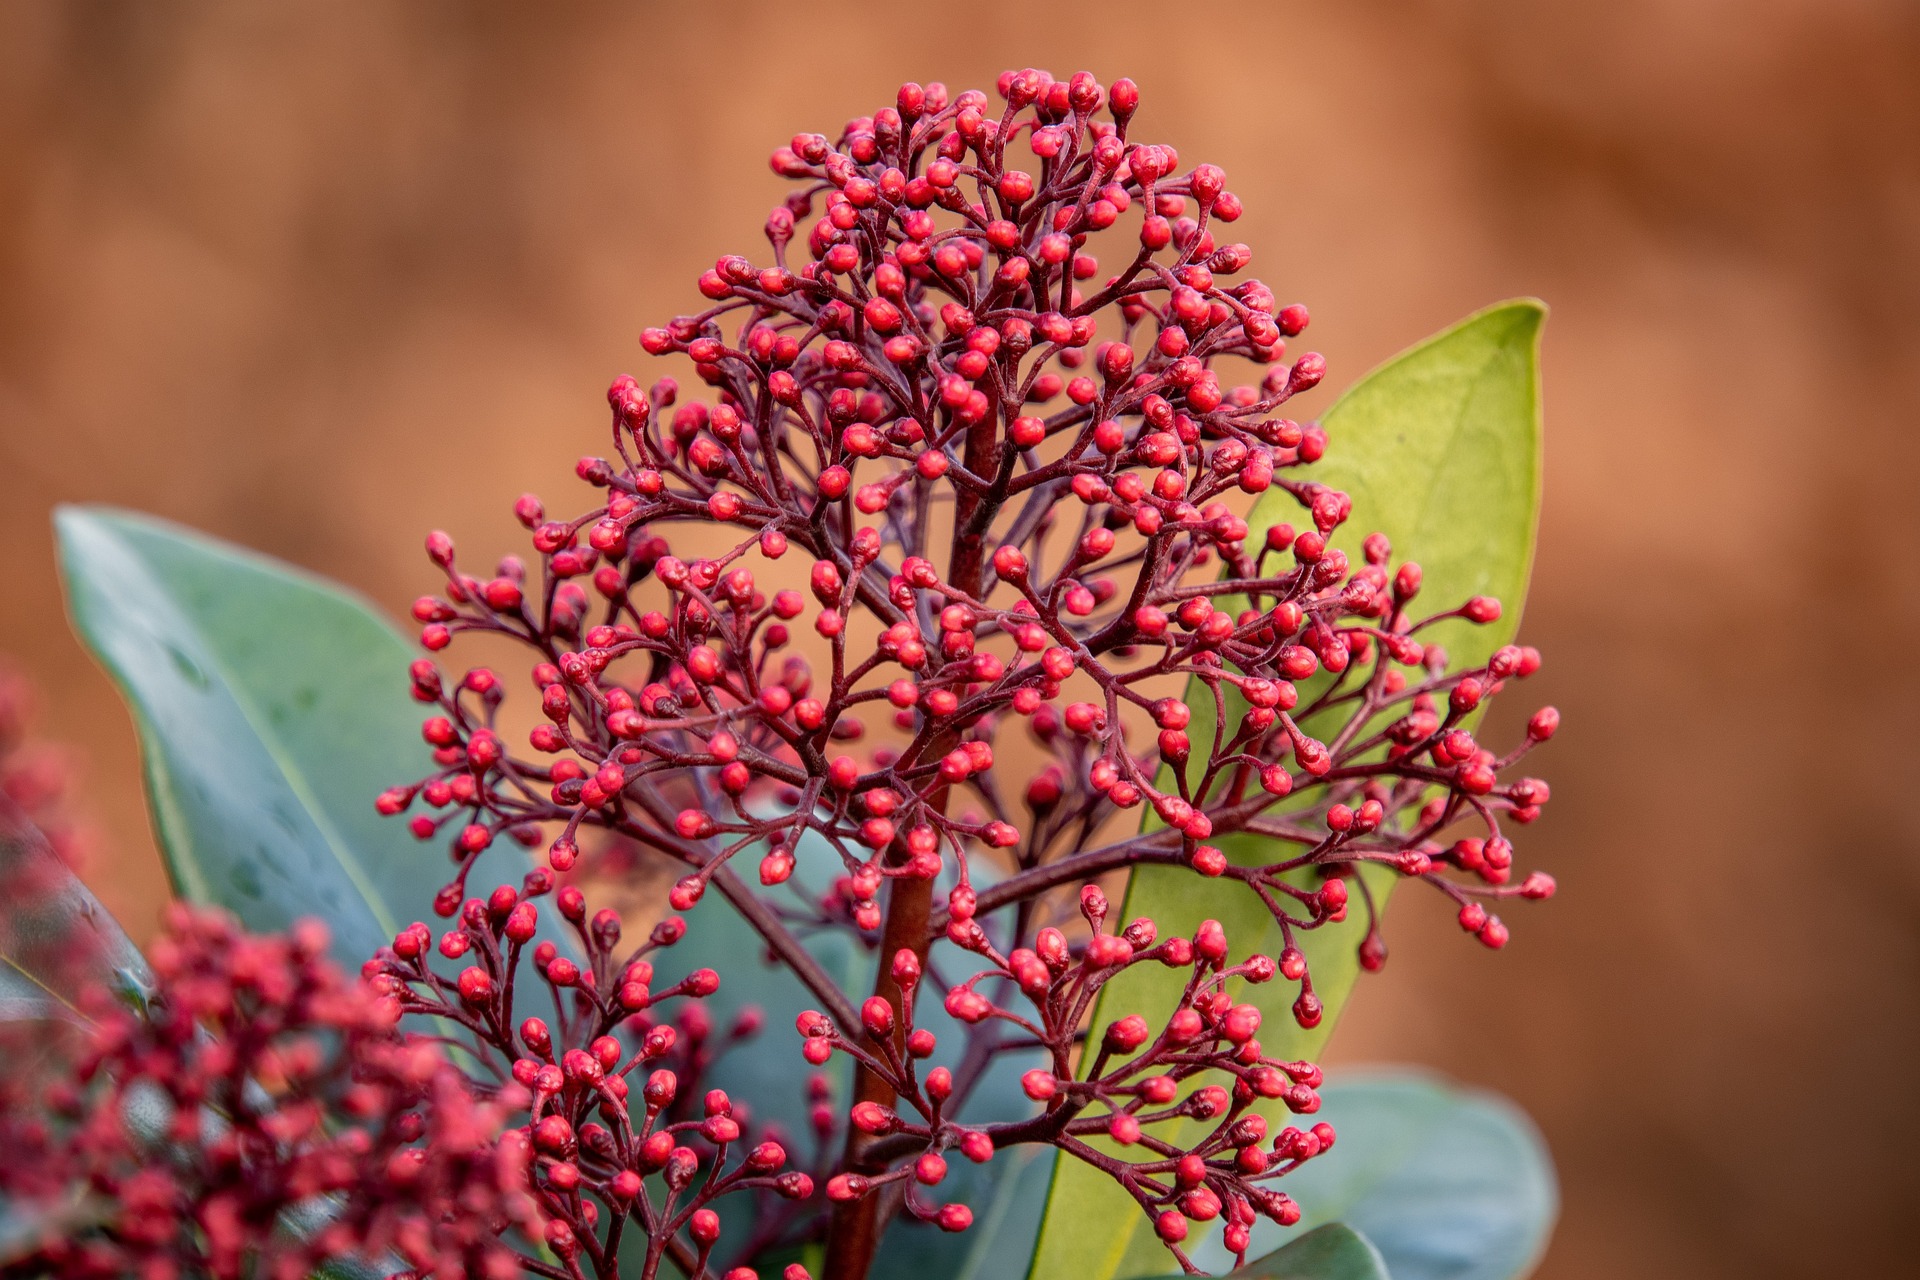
[55,505,527,974]
[1028,301,1546,1278]
[0,804,151,1027]
[1137,1223,1391,1280]
[1203,1072,1556,1280]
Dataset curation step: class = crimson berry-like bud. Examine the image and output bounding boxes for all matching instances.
[827,1173,870,1202]
[1104,1014,1150,1053]
[915,1151,948,1185]
[1021,1070,1058,1101]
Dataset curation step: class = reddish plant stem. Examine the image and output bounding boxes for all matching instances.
[819,871,934,1279]
[822,413,1002,1280]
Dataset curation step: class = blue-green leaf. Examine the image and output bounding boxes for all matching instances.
[1028,301,1547,1278]
[1202,1072,1555,1280]
[1137,1223,1392,1280]
[0,804,151,1027]
[55,505,526,974]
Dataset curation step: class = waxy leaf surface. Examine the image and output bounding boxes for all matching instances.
[57,506,531,974]
[0,805,151,1027]
[1138,1223,1391,1280]
[1203,1072,1556,1280]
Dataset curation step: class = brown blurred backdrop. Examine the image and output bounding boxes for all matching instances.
[2,2,1917,1277]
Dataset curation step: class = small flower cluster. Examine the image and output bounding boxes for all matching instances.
[0,905,538,1280]
[364,874,820,1279]
[0,663,93,873]
[379,68,1562,1275]
[798,886,1335,1270]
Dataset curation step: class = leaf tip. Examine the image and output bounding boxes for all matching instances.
[1462,296,1548,346]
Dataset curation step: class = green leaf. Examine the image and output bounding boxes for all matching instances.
[1027,301,1546,1279]
[1297,298,1544,680]
[1136,1223,1392,1280]
[1220,1072,1556,1280]
[55,505,519,974]
[0,803,151,1028]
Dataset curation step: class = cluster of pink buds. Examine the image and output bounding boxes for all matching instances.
[364,875,819,1279]
[385,67,1561,1275]
[0,663,93,873]
[798,886,1337,1270]
[0,905,539,1280]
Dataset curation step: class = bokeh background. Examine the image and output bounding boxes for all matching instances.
[2,2,1916,1276]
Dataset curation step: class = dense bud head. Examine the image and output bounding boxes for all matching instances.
[370,72,1564,1272]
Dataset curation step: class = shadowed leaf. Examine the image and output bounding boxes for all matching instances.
[1197,1072,1555,1280]
[1137,1223,1392,1280]
[56,506,534,974]
[0,801,150,1028]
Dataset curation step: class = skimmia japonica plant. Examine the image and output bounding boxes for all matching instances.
[6,68,1560,1280]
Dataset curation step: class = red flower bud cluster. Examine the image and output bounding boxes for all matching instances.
[383,68,1562,1274]
[798,888,1339,1270]
[364,875,815,1279]
[0,662,94,873]
[0,905,538,1279]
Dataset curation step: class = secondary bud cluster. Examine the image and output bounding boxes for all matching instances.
[0,662,92,873]
[0,905,537,1279]
[365,875,811,1278]
[381,68,1562,1274]
[800,891,1339,1270]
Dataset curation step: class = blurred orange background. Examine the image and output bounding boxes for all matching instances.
[3,2,1917,1277]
